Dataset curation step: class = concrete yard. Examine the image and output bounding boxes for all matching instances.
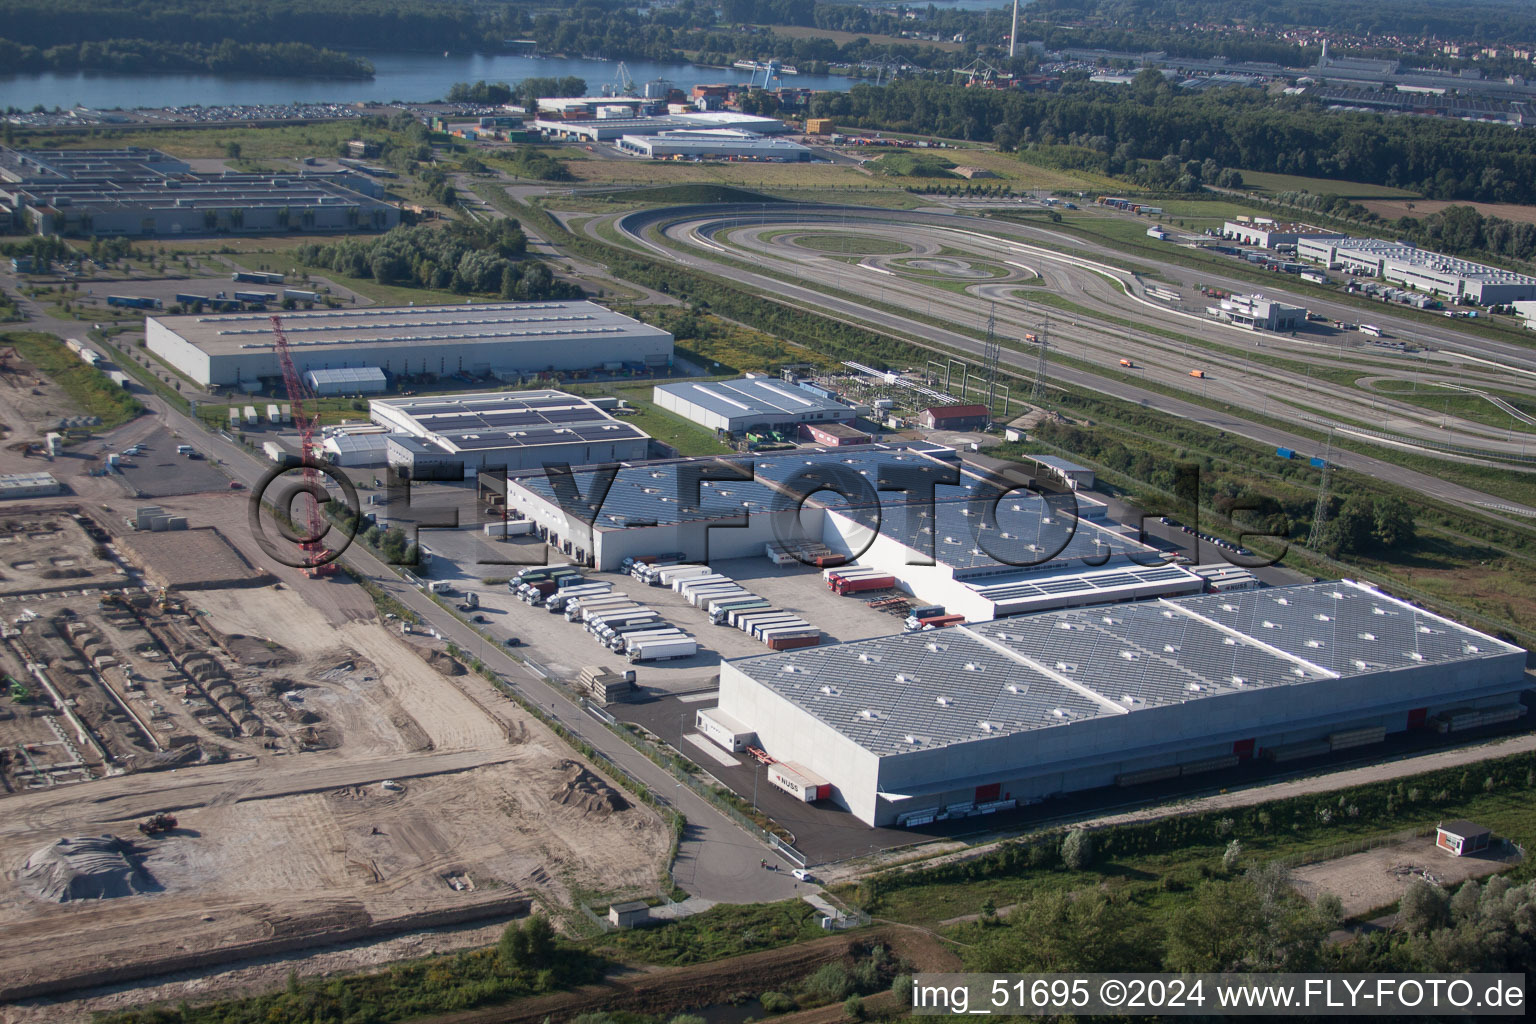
[112,426,233,497]
[422,549,915,697]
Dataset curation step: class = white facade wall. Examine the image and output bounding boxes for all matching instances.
[717,662,882,822]
[725,634,1525,826]
[147,323,673,387]
[145,318,213,384]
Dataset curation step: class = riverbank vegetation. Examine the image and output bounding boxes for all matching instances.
[0,37,372,79]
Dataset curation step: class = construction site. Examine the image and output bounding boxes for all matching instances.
[0,500,671,1006]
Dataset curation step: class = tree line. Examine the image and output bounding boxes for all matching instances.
[0,0,515,51]
[0,36,372,78]
[1031,0,1536,47]
[806,74,1536,204]
[292,219,581,302]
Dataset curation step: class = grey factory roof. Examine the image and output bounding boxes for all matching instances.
[325,433,389,455]
[510,442,962,528]
[4,174,383,214]
[1030,455,1091,474]
[728,580,1522,758]
[0,146,190,184]
[306,367,386,387]
[373,389,649,454]
[876,492,1153,574]
[656,378,852,421]
[152,301,669,356]
[1328,238,1536,286]
[969,563,1197,602]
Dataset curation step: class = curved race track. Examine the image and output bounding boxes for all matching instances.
[596,202,1536,519]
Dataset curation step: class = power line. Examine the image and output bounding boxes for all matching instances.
[1308,428,1335,549]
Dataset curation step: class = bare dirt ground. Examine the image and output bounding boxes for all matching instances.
[1359,198,1536,227]
[0,507,671,1022]
[0,345,84,442]
[1291,836,1523,918]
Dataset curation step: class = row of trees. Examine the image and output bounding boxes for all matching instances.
[806,75,1536,204]
[1031,0,1536,47]
[293,219,581,302]
[966,864,1536,975]
[0,0,516,51]
[445,77,587,110]
[0,36,372,77]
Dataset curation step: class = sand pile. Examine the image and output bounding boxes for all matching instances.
[549,760,628,816]
[22,836,157,902]
[426,650,465,676]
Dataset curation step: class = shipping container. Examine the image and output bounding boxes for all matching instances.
[696,707,756,752]
[767,761,831,802]
[1276,447,1294,460]
[767,633,822,651]
[729,605,779,628]
[232,290,278,304]
[107,295,159,309]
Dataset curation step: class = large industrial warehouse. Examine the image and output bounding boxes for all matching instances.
[369,389,652,476]
[145,301,674,387]
[1298,237,1536,303]
[713,580,1529,826]
[653,377,855,434]
[0,145,397,238]
[502,442,1196,620]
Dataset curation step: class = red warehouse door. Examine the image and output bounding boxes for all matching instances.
[975,783,1001,804]
[1407,708,1428,729]
[1232,738,1256,760]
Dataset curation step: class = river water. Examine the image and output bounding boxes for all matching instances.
[0,52,861,112]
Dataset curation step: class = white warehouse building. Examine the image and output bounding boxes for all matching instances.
[1206,293,1306,331]
[369,389,652,477]
[715,580,1529,826]
[653,377,854,434]
[503,442,1205,620]
[145,301,674,388]
[1297,237,1536,304]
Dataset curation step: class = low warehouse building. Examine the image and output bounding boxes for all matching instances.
[1222,220,1345,249]
[716,580,1529,826]
[0,472,62,499]
[1207,294,1306,331]
[146,301,673,388]
[919,405,989,430]
[371,389,652,478]
[617,129,811,162]
[304,366,387,396]
[503,441,1170,622]
[1298,237,1536,304]
[653,377,854,434]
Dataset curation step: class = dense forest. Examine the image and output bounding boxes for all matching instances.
[0,37,372,78]
[1031,0,1536,44]
[293,219,581,301]
[0,0,519,51]
[807,74,1536,204]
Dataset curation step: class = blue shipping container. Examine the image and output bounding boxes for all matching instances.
[1309,457,1327,468]
[1276,447,1294,459]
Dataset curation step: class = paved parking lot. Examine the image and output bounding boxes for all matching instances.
[389,487,918,696]
[113,426,232,497]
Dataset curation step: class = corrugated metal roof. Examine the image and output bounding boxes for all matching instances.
[656,377,851,422]
[728,580,1522,757]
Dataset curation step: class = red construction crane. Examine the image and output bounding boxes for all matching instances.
[270,314,337,577]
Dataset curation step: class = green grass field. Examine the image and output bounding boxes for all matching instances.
[1236,170,1420,199]
[7,121,367,162]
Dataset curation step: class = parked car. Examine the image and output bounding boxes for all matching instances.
[505,636,522,647]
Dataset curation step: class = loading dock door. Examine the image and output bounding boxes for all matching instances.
[1407,707,1428,729]
[975,782,1001,804]
[1232,738,1255,760]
